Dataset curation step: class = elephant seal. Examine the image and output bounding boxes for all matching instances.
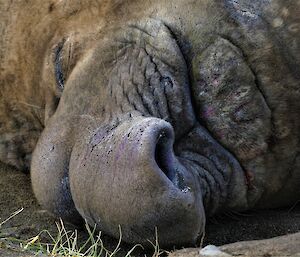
[0,0,299,246]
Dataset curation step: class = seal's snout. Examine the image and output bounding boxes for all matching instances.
[69,117,205,246]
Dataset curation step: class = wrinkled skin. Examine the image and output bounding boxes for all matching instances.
[0,0,299,247]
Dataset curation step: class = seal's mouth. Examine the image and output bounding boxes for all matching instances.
[170,123,248,215]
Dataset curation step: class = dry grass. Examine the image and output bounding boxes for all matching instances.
[0,210,167,257]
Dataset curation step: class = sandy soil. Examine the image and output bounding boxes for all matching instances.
[1,162,300,256]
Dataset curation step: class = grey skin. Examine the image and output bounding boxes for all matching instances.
[0,0,299,246]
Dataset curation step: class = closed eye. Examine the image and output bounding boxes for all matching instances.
[54,40,66,90]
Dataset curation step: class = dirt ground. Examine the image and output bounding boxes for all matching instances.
[1,162,300,256]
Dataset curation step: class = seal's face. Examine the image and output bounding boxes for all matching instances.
[25,0,300,246]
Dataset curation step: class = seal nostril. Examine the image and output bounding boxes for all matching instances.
[154,131,176,182]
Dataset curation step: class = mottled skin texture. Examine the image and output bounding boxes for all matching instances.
[0,0,299,247]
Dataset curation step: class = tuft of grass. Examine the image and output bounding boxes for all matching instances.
[1,209,167,257]
[20,220,144,257]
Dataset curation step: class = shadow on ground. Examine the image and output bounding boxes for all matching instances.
[1,162,300,256]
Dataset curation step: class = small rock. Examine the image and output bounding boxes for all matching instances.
[200,245,232,257]
[168,246,232,257]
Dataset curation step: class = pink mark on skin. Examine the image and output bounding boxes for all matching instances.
[214,129,225,140]
[245,170,255,190]
[202,106,215,119]
[212,79,220,87]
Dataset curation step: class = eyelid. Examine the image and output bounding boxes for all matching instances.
[54,39,66,90]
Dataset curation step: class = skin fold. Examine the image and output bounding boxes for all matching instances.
[0,0,299,246]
